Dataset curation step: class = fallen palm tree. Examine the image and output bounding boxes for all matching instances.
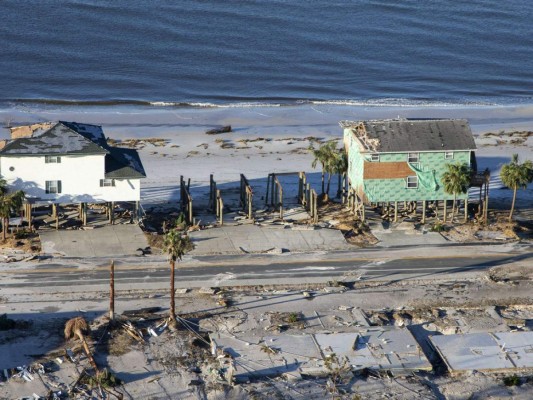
[64,316,99,374]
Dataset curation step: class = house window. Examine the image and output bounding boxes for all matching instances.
[45,155,61,163]
[406,176,418,189]
[370,154,380,162]
[45,180,62,194]
[445,151,454,159]
[407,153,419,163]
[100,179,115,187]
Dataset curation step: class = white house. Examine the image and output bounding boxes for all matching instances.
[0,121,146,207]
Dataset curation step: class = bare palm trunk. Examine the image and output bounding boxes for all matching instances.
[2,218,6,241]
[326,173,332,197]
[321,170,325,194]
[451,195,456,222]
[170,259,176,321]
[78,333,99,373]
[509,185,517,222]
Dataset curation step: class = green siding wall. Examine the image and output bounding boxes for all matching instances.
[345,128,472,202]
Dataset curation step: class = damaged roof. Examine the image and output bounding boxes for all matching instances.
[0,122,108,155]
[341,118,477,153]
[1,121,146,179]
[105,147,146,179]
[59,121,108,148]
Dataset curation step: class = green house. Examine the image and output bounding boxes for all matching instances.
[341,119,477,204]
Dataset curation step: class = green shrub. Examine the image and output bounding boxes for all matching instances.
[503,374,520,386]
[0,314,16,330]
[287,313,300,323]
[431,221,448,232]
[14,230,30,239]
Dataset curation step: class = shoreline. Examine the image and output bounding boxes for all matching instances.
[2,102,533,137]
[1,103,532,209]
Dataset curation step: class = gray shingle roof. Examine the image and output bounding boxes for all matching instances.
[1,121,146,179]
[341,119,477,153]
[0,122,108,155]
[105,147,146,179]
[59,121,108,148]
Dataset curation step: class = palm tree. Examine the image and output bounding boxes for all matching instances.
[311,141,337,197]
[311,144,327,195]
[64,316,98,373]
[500,154,533,222]
[441,163,471,222]
[163,230,191,323]
[334,149,348,199]
[0,179,25,241]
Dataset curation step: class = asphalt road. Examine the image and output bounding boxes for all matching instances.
[1,249,528,291]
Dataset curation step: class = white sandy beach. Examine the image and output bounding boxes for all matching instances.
[1,103,532,211]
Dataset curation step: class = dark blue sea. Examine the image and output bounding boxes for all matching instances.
[1,0,532,108]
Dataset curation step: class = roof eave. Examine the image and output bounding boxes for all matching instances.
[359,148,477,154]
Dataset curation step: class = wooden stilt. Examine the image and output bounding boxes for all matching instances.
[53,204,59,230]
[394,201,398,222]
[464,198,468,223]
[135,201,140,222]
[28,204,33,232]
[483,175,490,224]
[443,200,447,222]
[109,260,115,321]
[83,203,88,226]
[422,200,426,224]
[265,174,271,207]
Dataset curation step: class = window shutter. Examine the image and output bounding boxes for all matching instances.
[100,179,104,187]
[57,181,62,194]
[58,157,61,163]
[112,179,115,187]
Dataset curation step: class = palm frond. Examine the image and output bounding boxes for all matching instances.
[64,316,90,340]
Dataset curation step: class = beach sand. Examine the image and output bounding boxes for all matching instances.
[1,103,532,211]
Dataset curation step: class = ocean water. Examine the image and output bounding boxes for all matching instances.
[1,0,532,108]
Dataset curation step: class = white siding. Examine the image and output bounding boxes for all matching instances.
[0,154,140,202]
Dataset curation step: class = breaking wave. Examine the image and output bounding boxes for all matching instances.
[5,97,515,110]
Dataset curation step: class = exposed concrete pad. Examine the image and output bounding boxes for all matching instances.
[371,223,448,247]
[430,331,533,374]
[210,334,321,382]
[315,328,431,372]
[189,224,350,255]
[210,328,431,383]
[39,224,148,257]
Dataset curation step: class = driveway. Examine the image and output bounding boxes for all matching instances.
[39,224,148,257]
[189,224,350,255]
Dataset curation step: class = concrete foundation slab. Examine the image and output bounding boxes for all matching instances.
[190,225,349,255]
[210,334,321,382]
[430,331,533,374]
[39,224,148,257]
[315,328,431,372]
[210,328,431,383]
